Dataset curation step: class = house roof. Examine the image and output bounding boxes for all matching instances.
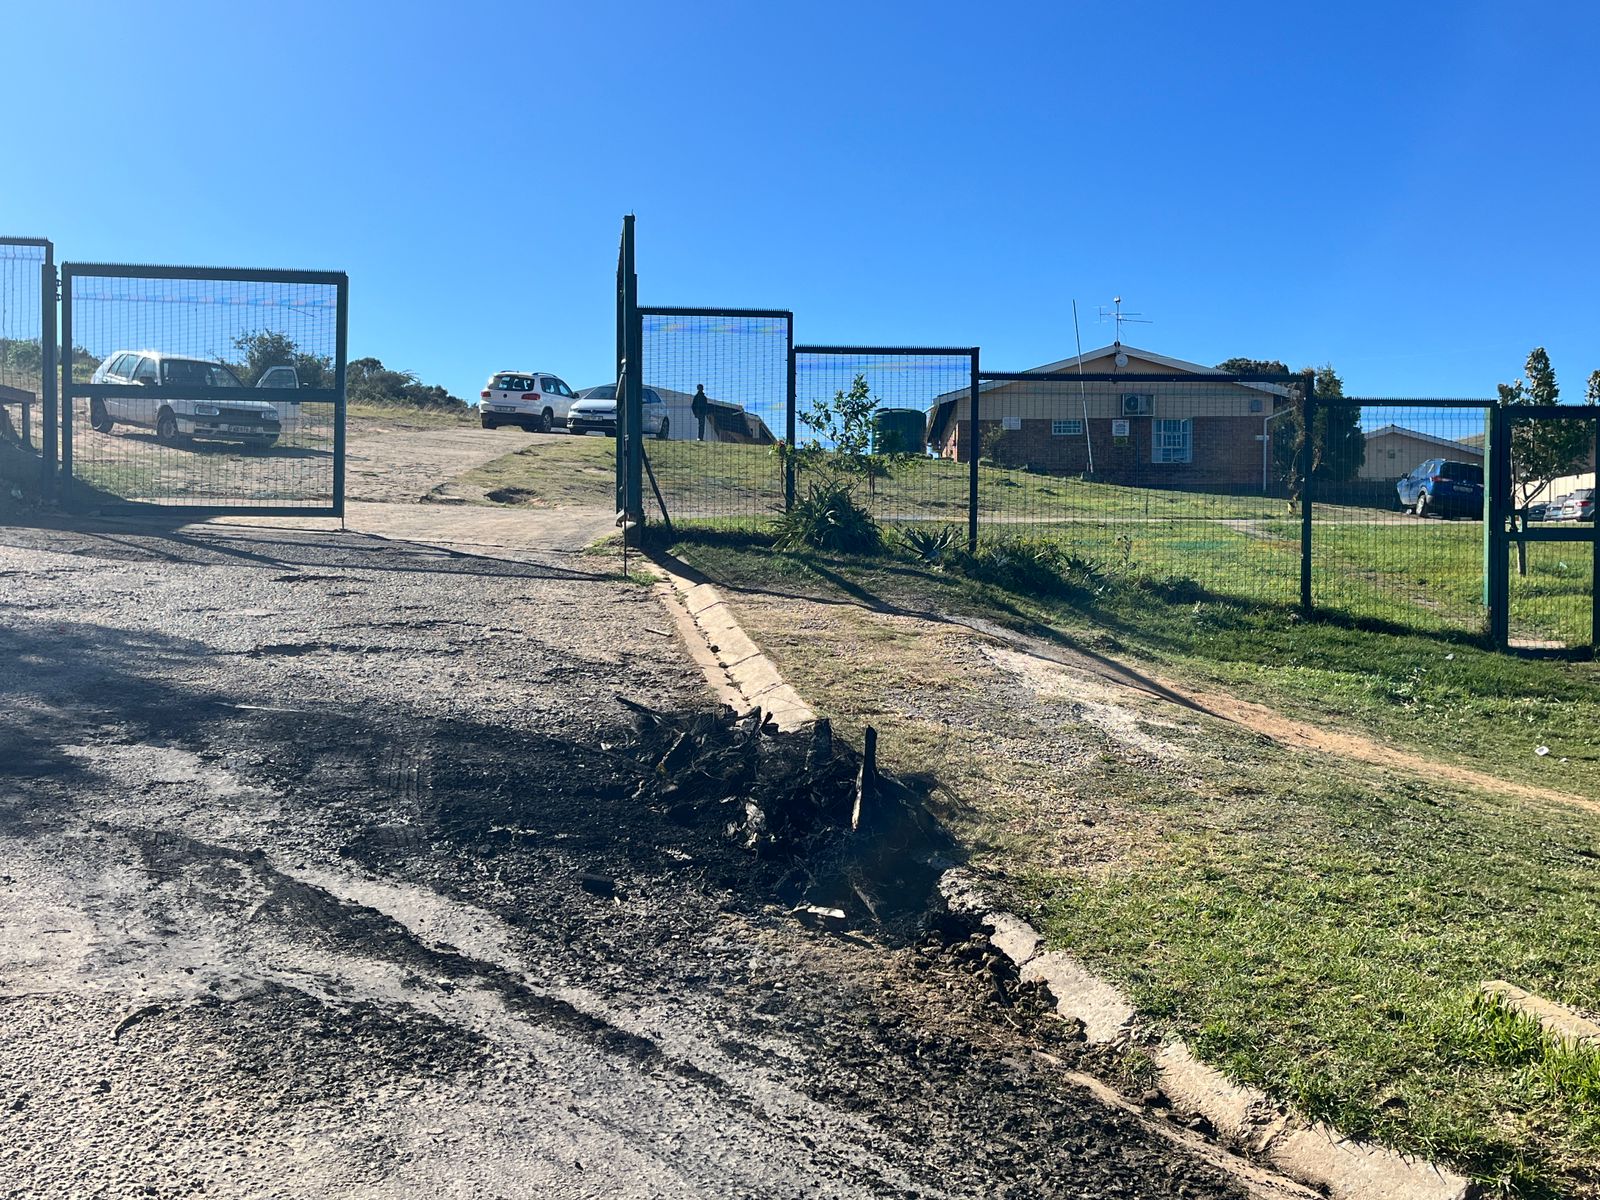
[1365,424,1484,458]
[923,342,1294,445]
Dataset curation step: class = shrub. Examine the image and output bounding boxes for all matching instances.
[775,477,882,554]
[899,524,963,566]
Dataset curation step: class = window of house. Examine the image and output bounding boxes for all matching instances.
[1051,419,1083,436]
[1001,415,1021,430]
[1249,397,1263,413]
[1153,418,1192,463]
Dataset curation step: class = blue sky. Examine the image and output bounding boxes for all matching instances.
[6,0,1598,403]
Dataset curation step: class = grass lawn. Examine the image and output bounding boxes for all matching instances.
[463,437,1595,647]
[667,530,1600,1196]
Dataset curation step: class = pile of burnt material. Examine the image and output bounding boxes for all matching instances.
[617,699,950,928]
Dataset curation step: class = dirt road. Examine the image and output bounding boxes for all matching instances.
[0,431,1270,1197]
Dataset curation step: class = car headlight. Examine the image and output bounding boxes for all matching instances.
[195,404,220,417]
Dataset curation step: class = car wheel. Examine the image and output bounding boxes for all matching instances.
[539,408,554,433]
[1415,493,1429,518]
[656,416,670,441]
[156,409,180,445]
[481,420,499,430]
[89,398,113,433]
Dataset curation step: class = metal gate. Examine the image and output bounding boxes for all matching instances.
[1488,403,1599,650]
[60,263,347,516]
[0,237,56,483]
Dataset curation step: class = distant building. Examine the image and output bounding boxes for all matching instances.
[1360,425,1483,482]
[924,343,1291,491]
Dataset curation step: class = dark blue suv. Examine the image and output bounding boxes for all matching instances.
[1396,458,1484,519]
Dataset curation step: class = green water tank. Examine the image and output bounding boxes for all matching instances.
[871,408,926,455]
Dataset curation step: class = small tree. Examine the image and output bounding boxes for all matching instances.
[232,330,333,388]
[1218,359,1364,498]
[788,373,898,495]
[773,373,892,553]
[1500,347,1594,575]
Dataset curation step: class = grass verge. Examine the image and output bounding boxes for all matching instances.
[666,526,1600,1196]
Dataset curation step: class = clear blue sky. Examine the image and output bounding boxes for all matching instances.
[7,0,1598,402]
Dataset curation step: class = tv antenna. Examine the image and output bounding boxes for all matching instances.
[1097,297,1151,362]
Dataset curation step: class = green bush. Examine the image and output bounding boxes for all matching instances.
[775,477,882,554]
[899,524,963,566]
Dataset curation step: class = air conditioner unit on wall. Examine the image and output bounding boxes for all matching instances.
[1121,393,1153,417]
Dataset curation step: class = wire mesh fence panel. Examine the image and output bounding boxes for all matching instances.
[1312,401,1490,632]
[1507,541,1594,649]
[1,239,48,447]
[638,310,790,528]
[965,372,1303,605]
[793,348,973,533]
[63,268,344,511]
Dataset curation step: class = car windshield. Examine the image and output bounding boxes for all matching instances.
[1437,462,1482,482]
[162,360,243,387]
[493,375,534,391]
[581,385,616,400]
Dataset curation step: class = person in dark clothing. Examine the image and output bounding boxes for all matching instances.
[691,384,710,442]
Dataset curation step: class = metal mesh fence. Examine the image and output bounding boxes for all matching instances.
[638,309,790,526]
[968,372,1303,606]
[1,239,47,447]
[63,268,343,510]
[1503,408,1597,649]
[795,347,973,530]
[1313,402,1490,633]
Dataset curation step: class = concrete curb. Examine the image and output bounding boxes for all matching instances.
[938,870,1472,1200]
[647,560,816,732]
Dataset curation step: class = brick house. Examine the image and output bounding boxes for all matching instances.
[924,343,1293,491]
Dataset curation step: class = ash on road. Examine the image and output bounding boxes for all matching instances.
[0,494,1257,1198]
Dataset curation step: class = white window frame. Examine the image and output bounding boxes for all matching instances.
[1051,418,1083,437]
[1153,418,1192,464]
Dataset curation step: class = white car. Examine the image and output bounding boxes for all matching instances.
[253,364,303,433]
[89,351,281,446]
[567,384,669,439]
[479,370,578,432]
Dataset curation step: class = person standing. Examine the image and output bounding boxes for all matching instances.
[691,385,710,442]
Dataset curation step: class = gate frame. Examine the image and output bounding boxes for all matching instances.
[0,236,55,488]
[59,262,348,518]
[1486,403,1600,651]
[630,303,795,527]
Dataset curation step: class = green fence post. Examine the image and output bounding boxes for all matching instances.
[1591,415,1599,654]
[40,254,56,491]
[968,349,980,554]
[785,325,796,513]
[1299,372,1315,614]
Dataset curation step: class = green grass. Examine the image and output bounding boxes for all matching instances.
[463,438,1593,645]
[665,530,1600,1196]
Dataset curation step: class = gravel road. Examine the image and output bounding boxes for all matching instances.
[0,444,1266,1197]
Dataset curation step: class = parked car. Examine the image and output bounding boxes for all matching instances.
[1396,458,1484,518]
[88,351,280,446]
[479,370,578,432]
[1525,500,1550,522]
[253,364,303,433]
[567,384,669,438]
[1558,488,1596,521]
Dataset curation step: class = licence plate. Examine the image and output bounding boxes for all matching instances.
[494,406,518,413]
[222,424,261,434]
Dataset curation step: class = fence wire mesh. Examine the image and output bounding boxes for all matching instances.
[64,269,341,509]
[1503,408,1597,649]
[967,373,1302,606]
[638,310,790,526]
[1312,402,1490,633]
[1,239,47,447]
[795,348,973,530]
